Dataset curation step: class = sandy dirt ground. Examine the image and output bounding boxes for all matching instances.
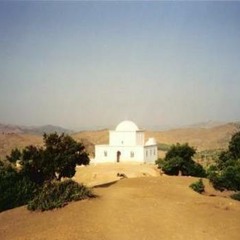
[73,163,161,187]
[0,164,240,240]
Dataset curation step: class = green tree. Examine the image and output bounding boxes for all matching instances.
[156,143,206,177]
[228,131,240,159]
[0,164,37,212]
[208,131,240,191]
[165,143,196,162]
[0,133,91,212]
[20,133,90,184]
[6,148,21,163]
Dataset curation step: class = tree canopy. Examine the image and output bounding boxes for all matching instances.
[208,131,240,191]
[7,133,90,184]
[1,133,91,212]
[156,143,206,177]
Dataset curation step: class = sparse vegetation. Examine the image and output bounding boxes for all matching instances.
[156,143,206,177]
[194,149,222,167]
[189,179,205,194]
[0,133,92,212]
[28,180,94,211]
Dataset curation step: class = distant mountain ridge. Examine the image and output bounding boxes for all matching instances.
[0,121,240,158]
[182,120,228,129]
[0,123,74,135]
[143,121,231,131]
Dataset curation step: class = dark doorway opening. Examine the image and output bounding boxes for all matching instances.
[117,151,121,163]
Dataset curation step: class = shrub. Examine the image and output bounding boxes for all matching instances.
[189,179,205,194]
[230,192,240,201]
[209,131,240,191]
[27,180,95,211]
[209,163,240,191]
[0,166,37,212]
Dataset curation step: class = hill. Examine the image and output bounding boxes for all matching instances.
[0,122,239,159]
[0,133,42,158]
[22,125,74,135]
[0,124,73,158]
[0,123,73,135]
[73,122,240,151]
[146,122,240,151]
[0,172,239,240]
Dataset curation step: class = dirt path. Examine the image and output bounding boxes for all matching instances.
[0,176,240,240]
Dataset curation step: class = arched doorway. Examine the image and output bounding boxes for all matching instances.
[117,151,121,163]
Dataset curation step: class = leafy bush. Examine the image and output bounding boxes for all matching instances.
[230,192,240,201]
[156,143,206,177]
[208,131,240,191]
[208,162,240,191]
[28,180,95,211]
[189,179,205,194]
[0,166,37,212]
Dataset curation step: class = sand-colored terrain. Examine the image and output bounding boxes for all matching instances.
[73,122,239,151]
[0,164,240,240]
[146,123,239,151]
[73,163,161,187]
[0,123,239,159]
[0,133,42,158]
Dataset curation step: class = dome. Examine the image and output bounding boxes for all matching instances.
[115,120,139,131]
[145,138,157,146]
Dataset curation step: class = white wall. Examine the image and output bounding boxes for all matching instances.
[136,131,145,145]
[94,145,145,163]
[109,131,137,146]
[95,128,157,164]
[144,145,158,163]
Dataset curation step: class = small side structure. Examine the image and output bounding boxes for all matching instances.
[93,120,158,164]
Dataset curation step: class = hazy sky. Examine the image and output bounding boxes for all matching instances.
[0,1,240,130]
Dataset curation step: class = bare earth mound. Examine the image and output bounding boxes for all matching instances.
[73,163,161,187]
[0,171,239,240]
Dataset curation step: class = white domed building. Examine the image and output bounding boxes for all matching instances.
[94,120,158,163]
